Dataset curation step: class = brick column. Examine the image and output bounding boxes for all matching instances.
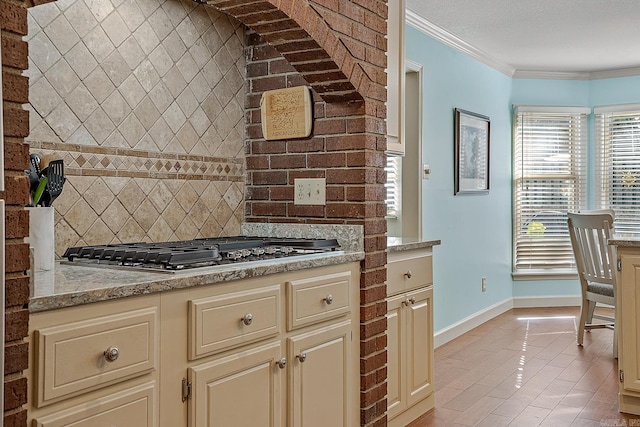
[1,1,33,425]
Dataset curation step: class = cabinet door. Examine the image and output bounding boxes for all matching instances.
[33,382,156,427]
[288,321,352,427]
[405,287,434,407]
[386,294,406,419]
[188,342,283,427]
[620,255,640,393]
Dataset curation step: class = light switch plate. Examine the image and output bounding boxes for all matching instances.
[294,178,326,205]
[423,164,431,179]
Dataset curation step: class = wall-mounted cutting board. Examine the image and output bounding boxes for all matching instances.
[260,86,313,140]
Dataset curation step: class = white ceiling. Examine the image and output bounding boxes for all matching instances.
[405,0,640,78]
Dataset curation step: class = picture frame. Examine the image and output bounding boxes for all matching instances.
[454,108,490,195]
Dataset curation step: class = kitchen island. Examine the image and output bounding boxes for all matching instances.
[27,225,364,427]
[609,237,640,416]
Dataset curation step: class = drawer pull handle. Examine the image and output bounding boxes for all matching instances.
[402,299,410,306]
[297,353,307,363]
[276,358,287,369]
[103,346,120,362]
[241,313,253,326]
[324,294,334,305]
[404,271,413,279]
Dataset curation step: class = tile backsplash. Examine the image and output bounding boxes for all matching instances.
[25,0,247,256]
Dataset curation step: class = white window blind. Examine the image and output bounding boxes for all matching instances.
[385,155,401,218]
[513,106,589,274]
[595,104,640,236]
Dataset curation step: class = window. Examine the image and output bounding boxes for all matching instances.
[513,106,589,277]
[385,155,401,218]
[595,104,640,236]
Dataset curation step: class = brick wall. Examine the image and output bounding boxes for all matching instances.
[207,1,389,425]
[1,0,33,425]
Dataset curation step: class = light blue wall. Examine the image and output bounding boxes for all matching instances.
[589,76,640,105]
[406,26,513,331]
[406,25,640,332]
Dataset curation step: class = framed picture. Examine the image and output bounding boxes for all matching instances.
[454,108,490,195]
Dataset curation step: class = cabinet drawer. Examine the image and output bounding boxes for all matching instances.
[34,308,158,407]
[189,285,280,360]
[387,253,432,296]
[33,382,156,427]
[286,271,351,330]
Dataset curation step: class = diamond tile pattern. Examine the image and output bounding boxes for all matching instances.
[27,0,247,255]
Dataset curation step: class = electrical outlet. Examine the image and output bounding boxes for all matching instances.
[294,178,326,205]
[482,277,487,292]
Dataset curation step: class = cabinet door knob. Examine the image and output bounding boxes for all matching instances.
[103,346,120,362]
[323,294,334,305]
[409,297,416,304]
[297,353,307,363]
[241,313,253,326]
[276,358,287,369]
[404,271,412,279]
[402,299,409,306]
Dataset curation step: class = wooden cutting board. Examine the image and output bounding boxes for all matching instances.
[260,86,313,140]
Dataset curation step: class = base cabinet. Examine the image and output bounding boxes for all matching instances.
[28,296,161,427]
[288,321,352,427]
[617,250,640,415]
[28,263,360,427]
[386,247,435,426]
[188,343,283,427]
[33,383,157,427]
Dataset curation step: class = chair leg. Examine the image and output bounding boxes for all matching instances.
[586,300,596,325]
[613,307,618,359]
[577,299,589,346]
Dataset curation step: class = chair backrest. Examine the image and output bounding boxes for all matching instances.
[567,210,616,287]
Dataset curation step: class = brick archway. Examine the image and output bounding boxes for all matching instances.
[205,0,386,104]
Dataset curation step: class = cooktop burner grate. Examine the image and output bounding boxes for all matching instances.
[63,237,341,270]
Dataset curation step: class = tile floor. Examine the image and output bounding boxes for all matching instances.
[409,307,640,426]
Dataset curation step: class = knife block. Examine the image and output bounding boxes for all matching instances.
[26,207,55,271]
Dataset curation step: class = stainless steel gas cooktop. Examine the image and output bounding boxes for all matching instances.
[62,236,341,271]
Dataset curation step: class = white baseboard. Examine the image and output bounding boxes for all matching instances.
[513,295,581,308]
[434,298,513,348]
[433,295,582,348]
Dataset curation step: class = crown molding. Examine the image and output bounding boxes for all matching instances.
[406,9,640,81]
[589,66,640,80]
[405,9,515,77]
[512,70,591,80]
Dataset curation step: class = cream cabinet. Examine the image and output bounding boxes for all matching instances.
[175,263,359,427]
[28,262,360,427]
[386,0,406,155]
[288,321,353,427]
[28,295,161,426]
[386,247,434,426]
[616,249,640,415]
[188,342,283,427]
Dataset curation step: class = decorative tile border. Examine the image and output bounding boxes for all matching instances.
[29,141,245,181]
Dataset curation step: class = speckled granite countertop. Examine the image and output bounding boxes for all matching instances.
[30,224,365,313]
[609,235,640,248]
[387,237,441,253]
[31,251,364,313]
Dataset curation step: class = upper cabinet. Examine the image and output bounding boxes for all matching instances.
[387,0,406,155]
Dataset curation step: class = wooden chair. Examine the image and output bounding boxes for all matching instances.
[567,210,617,357]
